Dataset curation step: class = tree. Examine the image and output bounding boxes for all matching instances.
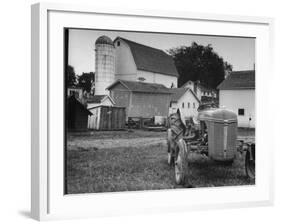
[66,65,77,86]
[168,42,232,89]
[77,72,95,93]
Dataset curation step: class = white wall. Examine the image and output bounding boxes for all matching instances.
[219,89,255,128]
[114,38,137,80]
[137,70,178,87]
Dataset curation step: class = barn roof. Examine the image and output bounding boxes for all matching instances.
[107,79,172,94]
[169,88,200,102]
[114,37,179,77]
[217,70,255,90]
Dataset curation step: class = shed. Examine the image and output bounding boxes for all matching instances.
[88,106,126,130]
[66,95,92,130]
[107,79,172,120]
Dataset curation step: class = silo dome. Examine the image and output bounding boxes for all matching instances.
[95,35,114,46]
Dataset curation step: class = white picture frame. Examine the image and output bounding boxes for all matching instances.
[31,2,274,221]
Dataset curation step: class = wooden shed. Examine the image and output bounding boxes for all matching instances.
[107,80,172,120]
[88,106,126,130]
[66,95,92,130]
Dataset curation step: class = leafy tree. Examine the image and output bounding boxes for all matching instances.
[77,72,95,93]
[66,65,77,86]
[168,42,232,89]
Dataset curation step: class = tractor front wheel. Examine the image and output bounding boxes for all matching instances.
[175,139,189,185]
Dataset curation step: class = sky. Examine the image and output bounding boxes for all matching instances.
[68,29,255,75]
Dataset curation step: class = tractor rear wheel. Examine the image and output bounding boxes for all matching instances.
[245,144,255,179]
[175,139,189,185]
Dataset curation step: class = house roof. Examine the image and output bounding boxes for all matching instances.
[107,79,172,94]
[217,70,255,90]
[169,87,200,102]
[114,37,179,77]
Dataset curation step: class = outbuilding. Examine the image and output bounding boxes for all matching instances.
[66,95,92,130]
[107,79,172,120]
[88,105,126,130]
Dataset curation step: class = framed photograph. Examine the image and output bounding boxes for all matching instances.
[31,2,274,221]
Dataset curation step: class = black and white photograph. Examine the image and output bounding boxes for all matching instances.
[64,28,255,194]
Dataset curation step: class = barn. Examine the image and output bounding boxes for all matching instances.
[113,37,179,88]
[66,95,92,130]
[217,70,255,128]
[107,79,172,119]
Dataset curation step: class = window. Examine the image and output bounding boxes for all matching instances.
[193,102,195,108]
[238,108,245,116]
[182,102,184,108]
[188,102,190,108]
[117,41,120,46]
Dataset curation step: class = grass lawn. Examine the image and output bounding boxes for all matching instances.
[66,130,255,194]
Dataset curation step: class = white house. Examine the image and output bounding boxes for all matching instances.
[217,70,255,128]
[169,88,201,120]
[113,37,179,88]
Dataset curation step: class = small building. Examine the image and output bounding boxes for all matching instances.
[169,88,201,120]
[66,95,92,130]
[113,37,179,88]
[107,79,172,119]
[217,70,255,128]
[88,106,126,130]
[86,95,115,108]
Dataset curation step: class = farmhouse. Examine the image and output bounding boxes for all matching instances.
[217,70,255,128]
[113,37,179,88]
[169,88,200,120]
[107,79,172,119]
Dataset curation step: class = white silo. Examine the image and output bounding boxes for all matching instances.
[95,36,115,95]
